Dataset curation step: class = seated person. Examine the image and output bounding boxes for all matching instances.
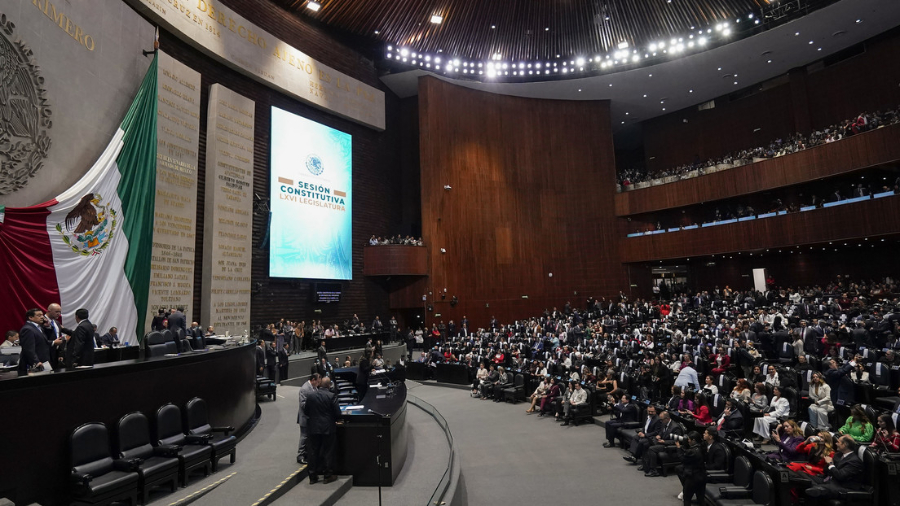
[768,420,805,461]
[1,331,18,348]
[676,388,695,415]
[748,382,769,414]
[478,364,499,398]
[715,399,745,438]
[838,404,874,443]
[701,375,718,396]
[765,365,780,387]
[539,377,561,416]
[490,366,509,402]
[623,405,661,464]
[560,381,588,425]
[753,386,789,442]
[731,378,753,404]
[603,394,639,448]
[871,413,900,454]
[525,376,550,413]
[790,432,834,476]
[804,435,865,501]
[710,346,731,375]
[692,393,714,426]
[641,411,684,477]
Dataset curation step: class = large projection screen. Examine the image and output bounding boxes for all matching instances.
[270,107,352,279]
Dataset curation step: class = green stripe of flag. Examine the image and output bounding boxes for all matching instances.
[116,55,158,342]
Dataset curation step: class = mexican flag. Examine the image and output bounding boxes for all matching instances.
[0,56,158,344]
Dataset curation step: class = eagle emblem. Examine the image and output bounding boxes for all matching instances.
[306,154,324,176]
[54,193,118,256]
[0,14,53,195]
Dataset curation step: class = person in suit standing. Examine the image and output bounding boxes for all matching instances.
[265,340,277,381]
[256,340,266,376]
[167,307,187,352]
[296,373,321,464]
[17,308,48,376]
[43,303,71,371]
[277,343,290,384]
[303,377,341,484]
[150,309,166,331]
[824,358,856,407]
[317,340,328,363]
[66,308,95,368]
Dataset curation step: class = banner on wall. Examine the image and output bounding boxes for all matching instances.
[0,56,159,343]
[269,107,352,280]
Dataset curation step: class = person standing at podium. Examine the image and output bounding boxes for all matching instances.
[304,376,340,484]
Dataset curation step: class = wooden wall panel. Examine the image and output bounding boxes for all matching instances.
[639,29,900,176]
[621,196,900,263]
[154,0,407,331]
[615,123,900,216]
[363,246,428,276]
[419,77,625,328]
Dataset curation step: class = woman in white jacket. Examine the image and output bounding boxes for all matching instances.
[807,372,834,430]
[753,386,790,441]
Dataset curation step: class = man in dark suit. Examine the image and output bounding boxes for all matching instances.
[256,340,266,376]
[623,405,662,464]
[642,411,685,477]
[167,307,187,351]
[716,399,745,438]
[98,327,120,348]
[43,303,71,371]
[150,309,166,331]
[277,343,290,384]
[265,340,277,381]
[17,308,48,376]
[603,394,639,448]
[66,308,95,368]
[824,358,856,407]
[704,428,728,471]
[805,435,865,500]
[303,377,341,484]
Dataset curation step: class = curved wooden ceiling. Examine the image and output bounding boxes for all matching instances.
[276,0,828,62]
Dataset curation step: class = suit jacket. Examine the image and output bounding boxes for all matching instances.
[167,311,187,339]
[641,416,663,439]
[17,322,44,373]
[303,387,341,435]
[658,421,684,445]
[255,346,266,374]
[707,441,728,471]
[297,380,317,426]
[719,409,744,433]
[68,319,95,367]
[825,363,856,406]
[827,450,865,490]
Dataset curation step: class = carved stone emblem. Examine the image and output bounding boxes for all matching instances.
[0,13,52,195]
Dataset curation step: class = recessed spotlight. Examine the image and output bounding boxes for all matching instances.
[689,89,693,93]
[717,67,722,70]
[662,107,666,111]
[578,89,582,92]
[625,112,629,115]
[374,30,380,34]
[609,83,612,87]
[856,19,862,23]
[734,81,738,85]
[809,40,814,44]
[795,32,800,36]
[767,59,772,63]
[491,25,496,29]
[431,14,443,24]
[545,27,550,31]
[306,1,321,11]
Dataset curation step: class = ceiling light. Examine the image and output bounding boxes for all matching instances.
[491,25,496,29]
[856,19,862,23]
[809,40,814,44]
[430,15,443,24]
[617,41,629,49]
[434,57,441,63]
[306,1,321,12]
[767,59,772,63]
[400,48,409,57]
[576,57,586,66]
[795,32,800,36]
[374,30,380,34]
[649,43,657,51]
[545,27,550,31]
[722,28,731,36]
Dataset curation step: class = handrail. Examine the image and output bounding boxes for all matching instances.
[407,394,464,506]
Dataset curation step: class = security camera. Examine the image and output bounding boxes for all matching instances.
[443,185,452,190]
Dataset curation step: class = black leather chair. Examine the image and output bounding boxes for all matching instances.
[712,470,773,505]
[162,330,177,355]
[153,404,212,487]
[705,456,753,504]
[257,376,276,401]
[115,412,179,504]
[144,332,167,359]
[70,422,139,506]
[569,390,593,426]
[184,398,237,472]
[502,374,525,403]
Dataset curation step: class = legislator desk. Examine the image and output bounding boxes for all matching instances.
[436,362,470,384]
[332,367,408,486]
[0,342,258,506]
